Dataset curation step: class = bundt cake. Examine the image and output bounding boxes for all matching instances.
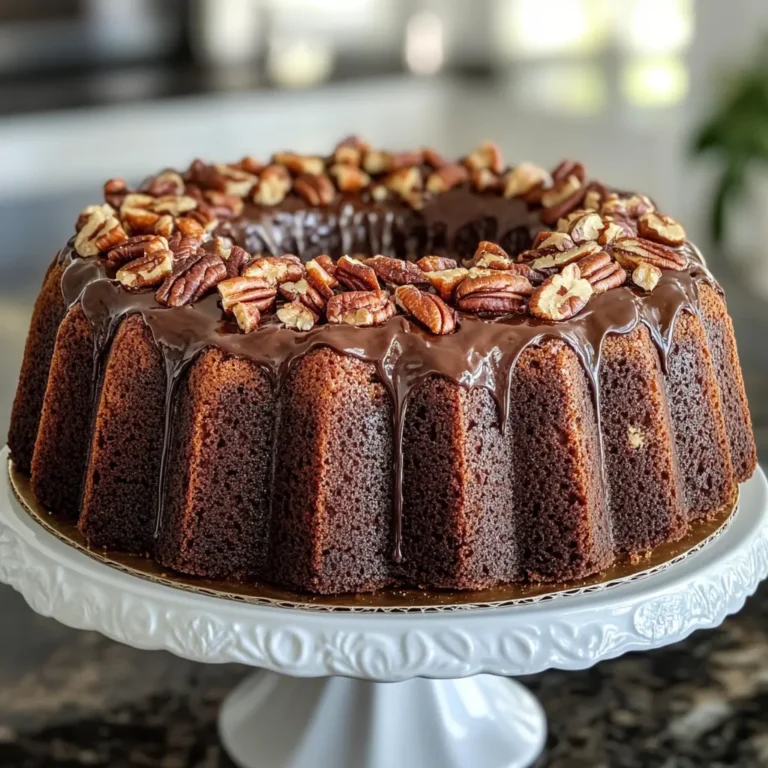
[8,139,757,595]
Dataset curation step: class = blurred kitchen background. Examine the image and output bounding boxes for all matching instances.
[2,1,768,766]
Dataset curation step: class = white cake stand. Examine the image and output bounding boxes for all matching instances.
[1,446,766,768]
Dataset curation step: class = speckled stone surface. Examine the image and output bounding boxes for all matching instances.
[1,575,768,768]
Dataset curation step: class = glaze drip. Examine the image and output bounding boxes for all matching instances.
[59,189,715,560]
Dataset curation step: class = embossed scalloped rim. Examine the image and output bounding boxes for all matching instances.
[5,456,741,613]
[1,450,767,680]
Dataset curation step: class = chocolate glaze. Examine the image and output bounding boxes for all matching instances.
[58,186,716,564]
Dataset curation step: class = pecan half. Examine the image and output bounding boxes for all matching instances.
[504,163,552,199]
[363,150,424,175]
[238,156,264,175]
[471,168,502,192]
[416,255,458,273]
[316,254,337,277]
[104,178,129,208]
[632,262,663,292]
[552,160,586,185]
[253,165,292,206]
[211,164,258,197]
[75,206,127,257]
[116,249,174,290]
[168,233,205,262]
[597,220,629,245]
[575,251,626,294]
[146,170,186,197]
[306,257,338,299]
[217,276,278,313]
[336,255,380,291]
[233,302,262,333]
[611,238,687,271]
[272,152,325,176]
[384,167,422,198]
[202,190,243,220]
[333,136,370,166]
[365,255,429,287]
[463,141,504,174]
[583,182,609,211]
[529,231,575,253]
[624,194,655,218]
[423,147,449,169]
[637,212,686,247]
[277,300,318,331]
[471,241,511,270]
[155,252,227,307]
[279,278,326,314]
[242,255,304,284]
[152,194,198,217]
[426,164,469,194]
[120,205,160,234]
[540,174,586,227]
[528,263,593,321]
[294,174,335,206]
[425,268,469,301]
[530,242,602,270]
[221,243,250,278]
[175,216,207,238]
[329,164,371,192]
[395,285,456,334]
[455,272,533,315]
[326,290,395,327]
[104,234,157,267]
[568,211,605,244]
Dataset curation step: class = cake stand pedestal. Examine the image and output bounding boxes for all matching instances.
[1,450,767,768]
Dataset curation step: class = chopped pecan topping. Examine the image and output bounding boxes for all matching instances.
[425,268,469,301]
[597,220,628,245]
[529,242,602,270]
[540,174,585,226]
[637,212,686,247]
[336,255,380,291]
[599,195,628,219]
[384,166,422,198]
[416,255,458,273]
[529,263,593,321]
[104,234,157,267]
[217,275,278,313]
[471,241,511,270]
[333,136,370,166]
[175,216,207,238]
[120,205,160,234]
[155,251,227,307]
[612,237,687,271]
[294,173,335,206]
[242,255,304,284]
[471,168,501,192]
[277,300,318,331]
[583,182,609,211]
[395,285,456,334]
[363,149,424,175]
[426,164,469,194]
[455,272,533,315]
[504,163,552,199]
[272,152,325,176]
[116,248,173,290]
[329,164,371,192]
[146,170,186,197]
[211,164,258,197]
[253,165,292,206]
[75,206,127,257]
[463,141,504,174]
[279,278,326,314]
[366,255,429,287]
[575,251,626,294]
[326,290,395,327]
[233,302,262,333]
[632,262,663,292]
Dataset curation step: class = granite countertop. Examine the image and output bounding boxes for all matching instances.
[1,580,767,767]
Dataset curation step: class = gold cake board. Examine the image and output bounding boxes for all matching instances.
[9,458,738,613]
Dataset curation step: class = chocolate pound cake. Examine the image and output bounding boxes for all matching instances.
[8,139,757,594]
